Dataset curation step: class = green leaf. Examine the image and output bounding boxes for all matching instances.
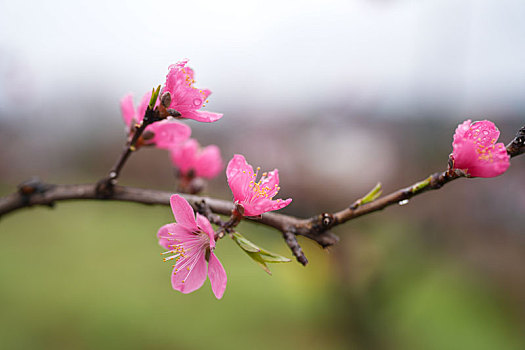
[230,232,291,275]
[231,232,260,252]
[410,176,431,194]
[360,182,382,205]
[149,85,161,109]
[246,252,272,275]
[258,249,291,263]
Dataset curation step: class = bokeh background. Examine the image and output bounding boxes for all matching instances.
[1,0,525,349]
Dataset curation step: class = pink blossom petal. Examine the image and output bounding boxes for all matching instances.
[171,139,199,175]
[260,169,280,197]
[226,154,254,180]
[200,89,212,100]
[157,223,177,249]
[157,223,194,250]
[196,213,215,250]
[451,119,510,178]
[208,252,227,299]
[228,172,252,203]
[183,66,195,80]
[243,197,291,217]
[181,110,224,123]
[170,195,197,230]
[465,120,500,147]
[273,198,292,211]
[171,87,207,112]
[453,119,471,146]
[171,250,207,294]
[120,93,135,127]
[194,145,223,179]
[149,121,191,149]
[464,143,510,177]
[164,60,189,94]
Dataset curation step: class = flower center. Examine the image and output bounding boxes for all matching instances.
[476,144,496,162]
[244,167,280,202]
[161,229,210,282]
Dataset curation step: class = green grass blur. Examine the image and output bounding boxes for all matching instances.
[0,201,523,349]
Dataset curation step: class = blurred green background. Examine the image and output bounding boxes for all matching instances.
[2,0,525,349]
[1,185,524,349]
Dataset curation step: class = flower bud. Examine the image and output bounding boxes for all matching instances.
[160,92,172,108]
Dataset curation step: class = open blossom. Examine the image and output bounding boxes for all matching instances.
[170,139,223,180]
[157,195,227,299]
[451,119,510,178]
[161,60,223,123]
[226,154,292,217]
[120,92,191,149]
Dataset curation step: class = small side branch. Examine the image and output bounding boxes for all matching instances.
[96,94,165,197]
[283,231,308,265]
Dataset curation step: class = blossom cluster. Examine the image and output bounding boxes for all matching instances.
[120,60,511,300]
[121,60,292,299]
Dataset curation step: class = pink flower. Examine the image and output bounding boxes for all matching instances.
[170,139,223,179]
[157,195,227,299]
[226,154,292,217]
[451,119,510,178]
[120,92,191,149]
[161,60,223,123]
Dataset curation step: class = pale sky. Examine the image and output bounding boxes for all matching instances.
[1,0,525,121]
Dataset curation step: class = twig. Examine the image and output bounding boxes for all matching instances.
[96,100,163,197]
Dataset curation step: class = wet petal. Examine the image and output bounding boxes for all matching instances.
[226,154,253,180]
[467,143,510,177]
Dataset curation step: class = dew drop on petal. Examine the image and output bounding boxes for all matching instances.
[398,199,409,206]
[193,98,202,106]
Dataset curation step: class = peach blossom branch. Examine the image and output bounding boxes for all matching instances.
[1,125,523,265]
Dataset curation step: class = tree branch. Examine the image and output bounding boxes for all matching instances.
[1,125,523,266]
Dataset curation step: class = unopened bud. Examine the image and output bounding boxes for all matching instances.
[167,109,182,118]
[188,178,205,194]
[160,92,172,108]
[142,130,155,141]
[321,213,334,227]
